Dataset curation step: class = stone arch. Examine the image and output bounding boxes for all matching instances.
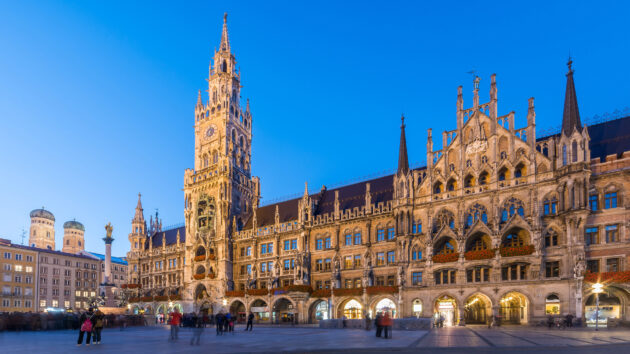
[464,292,493,324]
[434,235,458,255]
[308,299,329,323]
[465,231,492,252]
[514,161,527,178]
[433,208,455,232]
[370,296,398,318]
[464,173,476,188]
[195,265,206,275]
[194,283,208,301]
[498,290,531,324]
[229,299,246,323]
[272,297,297,324]
[433,180,444,194]
[337,297,364,319]
[195,246,206,257]
[446,177,458,192]
[501,226,531,248]
[433,293,461,326]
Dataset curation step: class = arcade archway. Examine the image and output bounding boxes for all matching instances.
[374,298,397,318]
[585,292,621,326]
[272,298,295,324]
[250,299,269,323]
[464,294,492,324]
[309,300,329,323]
[230,300,246,323]
[434,295,458,326]
[499,292,529,324]
[338,298,363,319]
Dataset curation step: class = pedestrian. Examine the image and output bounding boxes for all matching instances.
[228,313,235,334]
[382,312,392,339]
[245,312,254,331]
[77,308,94,346]
[566,313,574,328]
[216,312,224,335]
[547,315,554,329]
[375,312,382,337]
[365,313,371,331]
[168,307,182,341]
[190,312,204,345]
[342,315,347,328]
[203,313,209,328]
[92,309,105,344]
[225,312,232,333]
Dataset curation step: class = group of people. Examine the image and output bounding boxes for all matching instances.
[547,313,575,328]
[374,312,393,339]
[76,308,105,346]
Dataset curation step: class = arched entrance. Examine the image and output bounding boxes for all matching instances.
[499,292,529,324]
[585,292,621,326]
[250,299,269,323]
[434,295,458,326]
[339,298,363,319]
[230,300,246,323]
[199,301,213,315]
[309,300,329,323]
[144,305,153,314]
[464,294,492,324]
[272,298,295,324]
[374,298,397,318]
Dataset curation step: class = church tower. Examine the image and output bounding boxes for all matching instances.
[127,193,146,285]
[183,13,255,311]
[29,208,56,250]
[62,220,85,254]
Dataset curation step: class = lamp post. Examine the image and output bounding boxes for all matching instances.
[592,283,604,331]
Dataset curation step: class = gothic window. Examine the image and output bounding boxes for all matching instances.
[572,140,578,162]
[544,230,559,247]
[514,163,526,178]
[449,164,455,172]
[446,178,457,192]
[411,247,422,261]
[221,60,227,72]
[589,194,598,211]
[244,118,248,128]
[502,229,527,247]
[464,175,475,188]
[433,181,443,194]
[543,197,558,215]
[212,150,218,164]
[467,234,490,251]
[481,155,488,164]
[479,171,489,185]
[434,209,455,231]
[562,144,567,166]
[604,191,618,209]
[465,204,488,227]
[500,151,507,160]
[498,167,509,181]
[197,197,216,229]
[466,160,472,168]
[435,238,457,255]
[500,197,525,222]
[231,129,236,143]
[203,154,209,168]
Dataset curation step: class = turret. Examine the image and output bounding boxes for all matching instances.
[29,208,55,250]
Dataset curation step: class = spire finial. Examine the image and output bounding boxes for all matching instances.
[224,12,227,24]
[567,56,573,74]
[397,116,410,176]
[220,13,230,52]
[401,113,405,127]
[562,57,582,136]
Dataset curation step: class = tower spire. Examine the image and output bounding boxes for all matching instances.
[133,193,144,222]
[397,115,410,176]
[220,12,230,52]
[562,57,582,136]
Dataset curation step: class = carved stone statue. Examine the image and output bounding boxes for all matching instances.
[398,266,406,287]
[574,259,585,279]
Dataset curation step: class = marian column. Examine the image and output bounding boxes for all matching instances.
[101,222,116,307]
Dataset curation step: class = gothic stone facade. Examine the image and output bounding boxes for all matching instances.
[126,15,630,325]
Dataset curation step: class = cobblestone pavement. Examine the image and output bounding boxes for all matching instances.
[1,325,630,353]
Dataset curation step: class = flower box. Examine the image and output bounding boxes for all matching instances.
[432,253,460,263]
[169,295,182,301]
[193,274,205,280]
[129,297,140,303]
[207,273,216,279]
[366,286,398,295]
[285,285,312,293]
[225,290,245,297]
[585,271,630,283]
[500,245,535,257]
[140,296,153,302]
[154,295,168,301]
[246,288,269,296]
[464,249,495,261]
[333,288,363,296]
[194,255,206,262]
[208,254,216,260]
[311,289,332,298]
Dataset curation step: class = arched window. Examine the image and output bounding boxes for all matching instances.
[446,178,457,191]
[545,294,560,315]
[434,209,455,231]
[411,247,423,261]
[572,141,578,162]
[481,155,488,164]
[434,182,443,194]
[501,198,525,222]
[221,60,227,72]
[464,175,475,188]
[503,230,526,247]
[544,230,559,247]
[203,154,209,168]
[231,129,236,143]
[479,171,489,185]
[514,163,526,178]
[465,204,488,227]
[435,238,456,255]
[543,197,558,215]
[498,167,509,181]
[562,144,567,166]
[212,151,218,164]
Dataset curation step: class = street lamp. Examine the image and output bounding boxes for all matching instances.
[592,282,604,331]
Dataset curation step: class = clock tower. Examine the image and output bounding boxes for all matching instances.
[183,13,256,312]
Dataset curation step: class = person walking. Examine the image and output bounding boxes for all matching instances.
[190,312,204,345]
[342,315,347,328]
[215,312,224,336]
[365,313,371,331]
[375,312,383,337]
[168,308,182,341]
[245,312,255,331]
[224,312,232,333]
[566,313,574,328]
[547,315,554,329]
[228,313,235,334]
[382,312,392,339]
[92,309,105,344]
[77,308,94,346]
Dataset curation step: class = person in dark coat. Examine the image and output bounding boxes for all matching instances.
[92,310,105,344]
[375,312,383,337]
[215,313,224,335]
[245,312,255,331]
[77,308,95,346]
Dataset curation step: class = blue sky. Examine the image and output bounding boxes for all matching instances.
[0,1,628,257]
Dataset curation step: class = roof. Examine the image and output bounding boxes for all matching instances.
[9,243,98,260]
[562,60,582,135]
[86,252,128,265]
[245,173,403,229]
[587,116,630,161]
[63,220,85,231]
[30,208,55,221]
[145,226,185,249]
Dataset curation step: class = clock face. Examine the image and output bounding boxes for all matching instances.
[205,125,216,139]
